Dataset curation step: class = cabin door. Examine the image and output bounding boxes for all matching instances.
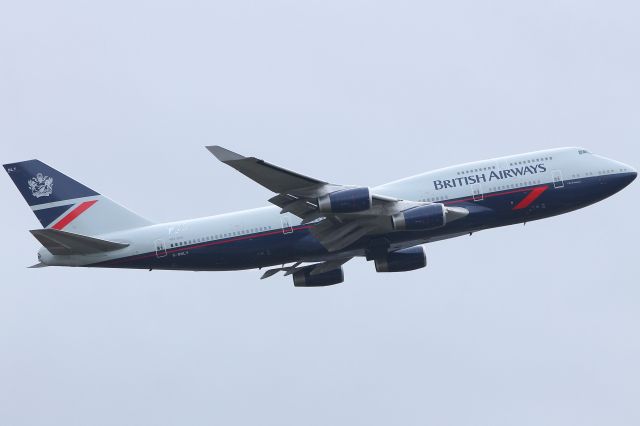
[281,216,293,234]
[472,184,484,201]
[552,170,564,189]
[155,239,167,258]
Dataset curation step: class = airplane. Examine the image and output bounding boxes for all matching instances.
[3,146,636,286]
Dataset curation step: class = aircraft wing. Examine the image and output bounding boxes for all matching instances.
[206,146,468,252]
[207,145,395,205]
[206,145,328,194]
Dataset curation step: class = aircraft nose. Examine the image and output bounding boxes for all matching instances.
[612,161,637,187]
[621,163,636,183]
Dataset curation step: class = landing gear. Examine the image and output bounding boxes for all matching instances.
[365,237,391,261]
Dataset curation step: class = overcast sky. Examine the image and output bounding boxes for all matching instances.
[1,1,639,425]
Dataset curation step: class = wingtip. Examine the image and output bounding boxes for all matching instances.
[205,145,245,162]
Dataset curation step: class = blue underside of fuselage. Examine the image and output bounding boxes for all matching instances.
[90,172,636,271]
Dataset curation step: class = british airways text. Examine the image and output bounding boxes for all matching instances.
[433,164,547,190]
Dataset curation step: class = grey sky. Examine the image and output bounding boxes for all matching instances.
[1,1,639,425]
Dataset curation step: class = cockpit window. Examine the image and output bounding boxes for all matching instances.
[578,149,591,155]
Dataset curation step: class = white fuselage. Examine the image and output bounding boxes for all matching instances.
[38,147,636,269]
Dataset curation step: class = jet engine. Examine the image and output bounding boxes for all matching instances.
[375,246,427,272]
[293,266,345,287]
[318,187,372,213]
[391,203,468,231]
[391,204,445,231]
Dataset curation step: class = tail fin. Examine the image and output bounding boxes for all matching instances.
[4,160,152,235]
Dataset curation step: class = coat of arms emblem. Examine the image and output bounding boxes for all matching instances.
[28,173,54,198]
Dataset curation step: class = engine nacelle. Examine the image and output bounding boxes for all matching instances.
[293,266,345,287]
[375,246,427,272]
[318,187,372,213]
[391,204,446,231]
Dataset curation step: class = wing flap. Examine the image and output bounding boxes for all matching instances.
[309,257,352,275]
[268,194,318,217]
[323,224,377,252]
[260,258,352,279]
[309,218,380,252]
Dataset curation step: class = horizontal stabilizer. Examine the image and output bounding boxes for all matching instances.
[30,229,129,255]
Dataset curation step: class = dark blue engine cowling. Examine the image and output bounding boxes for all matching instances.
[318,187,372,213]
[375,246,427,272]
[392,204,446,231]
[293,266,344,287]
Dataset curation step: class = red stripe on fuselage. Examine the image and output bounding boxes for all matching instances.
[103,225,315,265]
[95,181,553,267]
[513,186,548,210]
[444,185,548,205]
[51,200,98,230]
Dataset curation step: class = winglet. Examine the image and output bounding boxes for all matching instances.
[205,146,246,162]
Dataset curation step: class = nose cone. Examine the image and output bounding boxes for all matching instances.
[619,162,637,185]
[624,170,637,188]
[606,159,637,192]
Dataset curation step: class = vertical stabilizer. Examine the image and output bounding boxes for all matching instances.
[4,160,152,235]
